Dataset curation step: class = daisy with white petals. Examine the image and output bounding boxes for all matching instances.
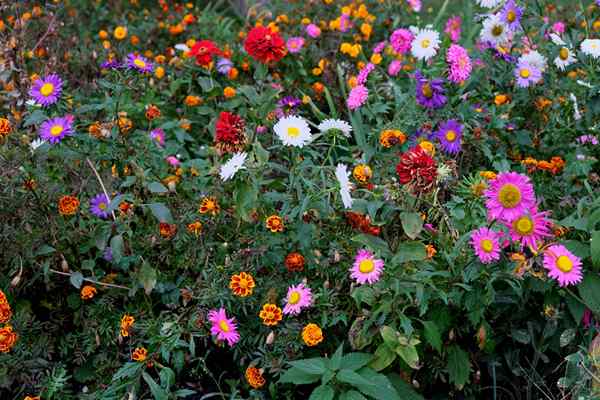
[335,164,353,209]
[581,39,600,58]
[476,0,503,8]
[520,50,547,72]
[274,115,312,147]
[554,47,576,70]
[318,119,352,137]
[411,29,440,61]
[480,14,510,46]
[220,152,247,181]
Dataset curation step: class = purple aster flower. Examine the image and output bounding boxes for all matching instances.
[103,247,113,262]
[150,128,165,147]
[126,53,153,73]
[29,74,63,106]
[357,62,375,85]
[436,119,463,154]
[216,58,233,75]
[577,134,599,145]
[100,59,122,70]
[347,84,368,110]
[514,61,542,88]
[286,37,305,53]
[39,115,74,144]
[501,0,523,31]
[414,71,446,109]
[90,193,111,219]
[276,96,302,117]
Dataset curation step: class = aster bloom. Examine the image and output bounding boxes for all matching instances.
[436,119,463,154]
[347,84,369,110]
[207,308,240,347]
[470,227,501,264]
[282,283,313,315]
[543,244,583,287]
[388,60,403,76]
[506,208,552,250]
[90,193,111,219]
[396,146,438,194]
[273,115,312,147]
[276,96,302,117]
[389,28,414,54]
[350,249,384,285]
[357,63,375,85]
[520,50,548,72]
[286,37,305,53]
[39,116,74,144]
[29,74,63,106]
[411,29,440,61]
[318,119,352,137]
[480,14,510,46]
[149,128,165,147]
[188,40,222,66]
[374,41,387,54]
[444,16,462,42]
[335,164,353,209]
[477,0,503,8]
[414,71,446,109]
[484,172,536,222]
[501,0,523,31]
[514,61,542,88]
[306,24,321,38]
[554,47,576,70]
[446,44,472,83]
[215,111,246,154]
[406,0,422,12]
[244,26,286,64]
[216,57,233,74]
[219,152,247,181]
[581,39,600,58]
[100,58,122,70]
[126,53,153,73]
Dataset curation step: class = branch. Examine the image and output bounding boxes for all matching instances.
[86,158,117,221]
[49,268,130,290]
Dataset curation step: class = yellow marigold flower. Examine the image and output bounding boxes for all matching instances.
[494,94,510,106]
[58,195,80,216]
[120,314,135,337]
[349,44,361,58]
[199,197,220,216]
[360,23,372,38]
[245,366,265,388]
[521,157,538,167]
[118,116,133,133]
[132,347,148,362]
[155,66,165,79]
[229,272,256,297]
[312,67,322,76]
[276,14,289,24]
[340,42,352,54]
[356,4,369,18]
[265,215,284,233]
[379,129,406,148]
[0,302,12,324]
[353,164,372,183]
[302,95,311,104]
[259,304,283,326]
[113,26,127,40]
[302,323,323,346]
[479,171,497,180]
[80,285,97,300]
[223,87,236,98]
[0,117,12,140]
[348,76,358,89]
[0,325,18,353]
[419,140,435,156]
[301,18,311,25]
[187,221,203,236]
[370,53,382,64]
[102,40,111,50]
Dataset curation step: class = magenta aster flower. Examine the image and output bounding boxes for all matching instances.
[282,283,313,315]
[470,227,501,264]
[506,208,552,250]
[373,41,387,54]
[29,74,63,106]
[207,308,240,347]
[436,119,463,154]
[446,44,472,83]
[389,28,414,54]
[484,172,536,222]
[388,60,402,76]
[357,63,375,85]
[306,24,321,38]
[444,16,462,43]
[90,193,111,219]
[543,244,583,287]
[347,84,369,110]
[39,116,74,144]
[286,37,305,53]
[150,128,165,147]
[514,61,542,88]
[350,249,384,285]
[127,53,153,73]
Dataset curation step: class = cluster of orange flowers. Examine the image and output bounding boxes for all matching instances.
[0,290,17,353]
[521,156,566,175]
[132,347,148,362]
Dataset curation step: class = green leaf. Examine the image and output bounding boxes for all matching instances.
[159,367,175,389]
[113,362,143,380]
[392,242,427,264]
[351,234,391,257]
[110,235,124,263]
[139,264,157,295]
[174,389,196,398]
[34,245,56,256]
[579,273,600,313]
[234,182,258,222]
[387,373,424,400]
[355,368,401,400]
[380,326,398,346]
[422,321,442,353]
[592,231,600,268]
[337,369,375,388]
[288,358,326,375]
[148,182,168,193]
[369,344,397,371]
[400,212,423,239]
[147,203,173,223]
[339,391,368,400]
[254,141,270,165]
[69,272,84,289]
[279,367,321,385]
[341,353,373,371]
[309,385,335,400]
[395,344,419,369]
[329,344,344,371]
[351,286,376,307]
[142,372,169,400]
[446,345,471,388]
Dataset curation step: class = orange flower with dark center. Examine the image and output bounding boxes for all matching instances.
[187,221,203,236]
[0,117,12,139]
[199,197,220,216]
[58,195,80,216]
[132,347,148,362]
[145,104,161,121]
[80,285,97,300]
[245,366,265,388]
[229,272,255,297]
[379,129,406,148]
[159,222,177,238]
[0,302,12,324]
[259,303,282,326]
[265,215,284,232]
[284,252,305,272]
[120,314,135,337]
[302,323,323,346]
[0,325,18,353]
[352,164,372,183]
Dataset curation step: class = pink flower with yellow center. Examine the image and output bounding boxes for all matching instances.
[350,249,384,285]
[543,244,583,287]
[283,283,313,315]
[484,172,536,222]
[470,227,501,264]
[506,208,552,250]
[207,308,239,347]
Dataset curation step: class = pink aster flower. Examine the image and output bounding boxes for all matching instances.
[347,84,368,110]
[306,24,321,38]
[388,60,403,76]
[406,0,422,12]
[552,21,566,35]
[506,208,552,250]
[150,128,165,147]
[357,63,375,85]
[470,227,501,264]
[514,61,542,88]
[207,308,240,347]
[166,155,180,167]
[484,172,536,222]
[446,44,472,83]
[286,37,305,53]
[282,283,313,315]
[543,244,583,287]
[389,28,414,54]
[374,41,387,54]
[444,16,462,43]
[350,249,384,285]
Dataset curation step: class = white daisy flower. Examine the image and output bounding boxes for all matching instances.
[520,50,547,72]
[554,47,576,71]
[318,119,352,137]
[476,0,503,8]
[549,33,566,46]
[274,115,312,147]
[30,138,46,153]
[219,152,247,181]
[335,164,353,209]
[569,93,581,121]
[480,14,510,46]
[411,29,440,61]
[175,43,190,52]
[581,39,600,58]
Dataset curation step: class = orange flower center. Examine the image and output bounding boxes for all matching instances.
[421,83,433,98]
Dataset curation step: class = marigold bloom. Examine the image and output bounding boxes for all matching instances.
[265,215,284,232]
[159,222,177,238]
[80,285,97,300]
[223,87,236,98]
[187,221,203,236]
[0,290,6,303]
[229,272,255,297]
[259,303,283,326]
[145,104,161,120]
[24,396,40,400]
[353,164,372,183]
[0,325,18,353]
[245,366,266,389]
[379,129,406,148]
[480,171,497,180]
[284,252,305,272]
[113,26,127,40]
[58,195,80,216]
[132,347,148,362]
[199,197,220,216]
[184,95,202,106]
[120,314,135,337]
[302,323,323,346]
[0,302,12,324]
[0,117,12,139]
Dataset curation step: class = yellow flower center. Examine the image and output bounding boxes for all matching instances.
[445,130,457,142]
[289,291,301,304]
[50,124,64,136]
[238,278,248,289]
[559,47,569,60]
[98,202,107,210]
[520,68,530,78]
[421,83,433,98]
[492,25,504,37]
[480,239,494,253]
[134,58,146,68]
[40,83,54,97]
[287,126,300,138]
[219,320,230,332]
[359,259,375,273]
[513,216,534,235]
[556,255,573,273]
[507,10,516,23]
[421,39,430,49]
[498,183,521,208]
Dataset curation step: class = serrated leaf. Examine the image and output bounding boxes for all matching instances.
[113,362,143,380]
[279,367,321,384]
[341,352,373,371]
[147,203,173,223]
[337,369,375,388]
[401,212,423,239]
[288,358,326,375]
[392,242,427,264]
[422,321,442,353]
[69,272,84,289]
[309,385,335,400]
[446,345,471,388]
[329,344,344,371]
[351,234,391,257]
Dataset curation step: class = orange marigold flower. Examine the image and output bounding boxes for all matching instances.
[58,195,80,216]
[259,303,282,326]
[0,302,12,324]
[245,366,265,389]
[223,86,236,98]
[80,285,97,300]
[352,164,372,183]
[0,117,12,139]
[24,396,41,400]
[284,252,305,272]
[132,347,148,362]
[118,116,133,133]
[479,171,497,180]
[199,197,220,216]
[187,221,203,236]
[229,272,255,297]
[145,104,161,120]
[550,156,565,174]
[494,94,510,106]
[120,314,135,337]
[379,129,406,148]
[302,323,323,346]
[0,325,18,353]
[119,201,133,216]
[184,95,202,106]
[0,289,7,303]
[113,26,127,40]
[425,244,437,259]
[265,215,284,233]
[159,222,177,238]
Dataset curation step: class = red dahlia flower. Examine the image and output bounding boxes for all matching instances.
[189,40,222,67]
[215,111,246,154]
[244,26,286,64]
[396,146,438,194]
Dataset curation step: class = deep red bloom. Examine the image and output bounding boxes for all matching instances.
[215,111,246,154]
[189,40,222,66]
[244,26,286,64]
[396,146,438,194]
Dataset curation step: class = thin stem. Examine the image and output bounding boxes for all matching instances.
[49,269,130,290]
[86,158,117,221]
